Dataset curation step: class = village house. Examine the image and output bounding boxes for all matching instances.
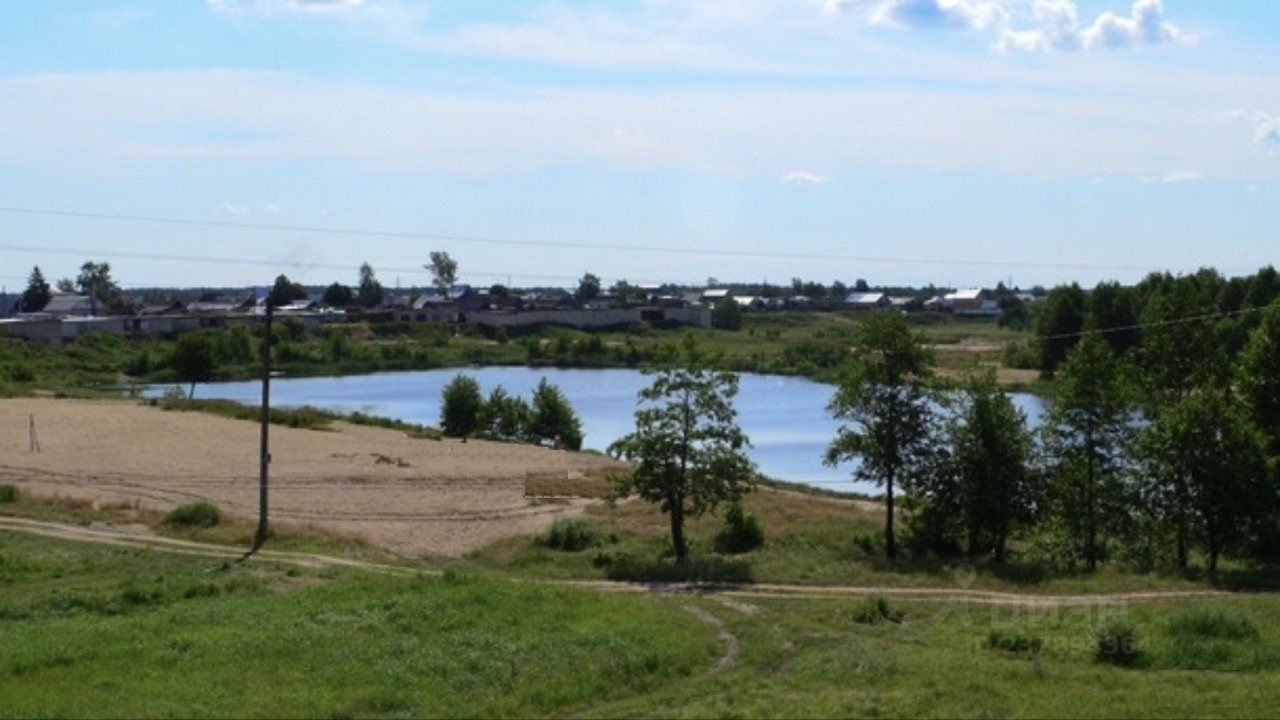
[844,291,891,311]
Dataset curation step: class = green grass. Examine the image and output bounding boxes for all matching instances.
[5,524,1280,717]
[0,532,719,718]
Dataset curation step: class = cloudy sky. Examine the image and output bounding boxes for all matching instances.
[1,1,1278,289]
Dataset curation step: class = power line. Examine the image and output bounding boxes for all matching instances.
[0,204,1252,273]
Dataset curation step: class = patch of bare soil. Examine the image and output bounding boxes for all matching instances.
[1,398,622,556]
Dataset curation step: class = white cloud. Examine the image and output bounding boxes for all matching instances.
[1080,0,1192,51]
[262,203,283,214]
[867,0,1007,32]
[1221,110,1280,148]
[781,170,829,184]
[219,201,251,216]
[1161,169,1202,184]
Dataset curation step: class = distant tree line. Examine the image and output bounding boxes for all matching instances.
[439,375,584,450]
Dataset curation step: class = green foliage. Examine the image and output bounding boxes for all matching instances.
[321,282,354,308]
[0,484,17,503]
[539,517,614,551]
[477,385,532,442]
[1238,301,1280,454]
[267,274,307,308]
[1165,606,1259,641]
[19,266,51,312]
[1001,340,1040,370]
[1041,330,1135,570]
[1035,283,1086,374]
[826,312,934,560]
[427,251,458,293]
[850,595,904,624]
[440,374,484,438]
[154,397,336,431]
[162,502,222,528]
[168,333,217,397]
[985,628,1043,655]
[356,262,384,308]
[710,295,742,330]
[714,501,764,554]
[605,555,752,583]
[610,338,754,561]
[1093,614,1140,666]
[530,378,585,450]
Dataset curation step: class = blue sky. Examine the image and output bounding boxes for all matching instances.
[1,0,1278,290]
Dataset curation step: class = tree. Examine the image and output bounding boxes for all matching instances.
[356,263,384,308]
[711,295,742,330]
[1090,281,1141,356]
[609,339,755,562]
[530,378,584,450]
[427,252,458,293]
[170,333,216,399]
[75,261,121,311]
[1137,279,1227,405]
[321,282,354,308]
[478,386,532,442]
[574,273,602,307]
[1238,301,1280,455]
[55,278,75,293]
[267,274,307,308]
[1035,283,1086,375]
[1041,330,1135,570]
[1140,392,1268,572]
[936,371,1035,562]
[19,266,51,312]
[440,375,484,439]
[825,312,935,560]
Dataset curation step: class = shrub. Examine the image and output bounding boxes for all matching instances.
[539,517,609,552]
[985,628,1043,655]
[850,595,904,625]
[1094,614,1140,666]
[163,502,222,528]
[606,555,752,584]
[0,484,17,503]
[1165,606,1259,641]
[714,501,764,554]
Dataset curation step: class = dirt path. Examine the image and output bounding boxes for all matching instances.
[681,605,739,675]
[0,516,1244,608]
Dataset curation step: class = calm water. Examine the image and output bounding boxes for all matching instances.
[165,368,1045,495]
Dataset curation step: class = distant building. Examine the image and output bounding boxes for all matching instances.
[845,292,891,311]
[943,288,999,316]
[39,294,97,316]
[701,288,731,304]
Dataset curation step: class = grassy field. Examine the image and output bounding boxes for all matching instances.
[3,527,1280,718]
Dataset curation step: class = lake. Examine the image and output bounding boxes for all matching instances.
[166,367,1046,495]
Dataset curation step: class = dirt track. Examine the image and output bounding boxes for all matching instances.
[1,399,620,556]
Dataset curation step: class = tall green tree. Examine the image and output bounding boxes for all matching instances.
[1035,283,1087,375]
[610,339,754,562]
[1238,301,1280,455]
[478,386,532,442]
[1140,392,1268,572]
[710,295,742,330]
[1137,279,1227,405]
[574,273,602,307]
[356,263,384,308]
[170,333,217,399]
[825,312,935,560]
[19,266,51,312]
[321,282,354,308]
[267,274,307,308]
[427,252,458,294]
[530,378,584,450]
[440,375,484,439]
[1041,330,1135,570]
[937,372,1035,562]
[75,261,121,311]
[1089,281,1141,356]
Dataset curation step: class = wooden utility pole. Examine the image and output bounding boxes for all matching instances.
[248,302,273,556]
[28,414,40,453]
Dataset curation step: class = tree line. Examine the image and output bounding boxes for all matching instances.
[438,375,585,450]
[835,304,1280,573]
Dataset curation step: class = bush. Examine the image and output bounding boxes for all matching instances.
[606,555,752,584]
[850,595,904,625]
[163,502,222,528]
[714,501,764,554]
[539,517,611,552]
[1165,606,1259,641]
[0,484,17,503]
[985,628,1043,655]
[1093,614,1140,666]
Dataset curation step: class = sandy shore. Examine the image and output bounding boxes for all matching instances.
[1,398,621,556]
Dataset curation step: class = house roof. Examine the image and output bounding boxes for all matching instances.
[945,288,987,301]
[701,288,731,299]
[845,292,887,305]
[42,294,96,314]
